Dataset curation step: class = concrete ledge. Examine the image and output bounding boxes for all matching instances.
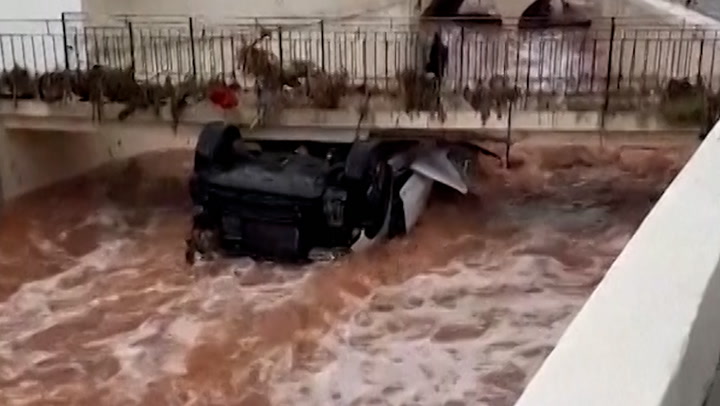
[515,124,720,405]
[0,100,699,139]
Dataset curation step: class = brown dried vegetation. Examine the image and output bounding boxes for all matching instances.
[463,75,520,124]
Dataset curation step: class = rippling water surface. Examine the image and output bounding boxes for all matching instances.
[0,141,695,406]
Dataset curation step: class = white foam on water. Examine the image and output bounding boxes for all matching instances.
[267,224,632,406]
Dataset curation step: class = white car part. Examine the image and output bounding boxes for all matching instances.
[350,146,469,252]
[410,147,469,194]
[399,172,434,232]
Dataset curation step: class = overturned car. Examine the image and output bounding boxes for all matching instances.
[186,122,490,263]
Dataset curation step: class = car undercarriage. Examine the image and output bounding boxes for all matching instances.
[186,121,491,263]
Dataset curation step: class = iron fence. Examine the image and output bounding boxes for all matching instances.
[0,15,717,96]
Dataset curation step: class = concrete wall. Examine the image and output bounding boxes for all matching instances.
[515,121,720,406]
[0,0,81,20]
[0,98,698,203]
[81,0,413,19]
[0,122,195,201]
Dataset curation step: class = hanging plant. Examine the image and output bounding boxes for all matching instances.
[397,68,446,122]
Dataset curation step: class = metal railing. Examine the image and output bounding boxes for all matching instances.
[0,15,717,97]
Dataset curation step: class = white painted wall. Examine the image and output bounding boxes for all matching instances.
[81,0,412,19]
[0,0,83,71]
[515,123,720,406]
[0,0,81,20]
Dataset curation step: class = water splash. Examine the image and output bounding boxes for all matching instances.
[0,141,695,405]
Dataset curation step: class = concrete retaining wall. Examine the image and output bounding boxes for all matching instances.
[0,99,698,202]
[515,122,720,406]
[0,122,196,201]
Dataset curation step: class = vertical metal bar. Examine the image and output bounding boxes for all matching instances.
[458,26,465,90]
[51,32,59,70]
[31,36,38,75]
[41,35,48,73]
[362,33,367,85]
[141,30,149,81]
[0,36,6,72]
[526,34,532,92]
[73,31,80,71]
[189,17,197,78]
[628,31,637,89]
[320,20,326,72]
[384,31,389,90]
[61,12,70,70]
[709,32,717,91]
[93,28,100,66]
[153,34,161,84]
[602,17,616,128]
[503,38,509,80]
[21,36,28,69]
[374,31,378,87]
[128,22,135,79]
[9,36,15,68]
[83,27,90,70]
[514,34,521,90]
[641,32,650,88]
[277,26,283,71]
[575,32,586,94]
[506,102,512,169]
[616,31,625,90]
[654,33,663,88]
[166,31,173,78]
[590,38,597,92]
[697,31,706,82]
[176,31,183,82]
[220,31,226,83]
[353,28,359,81]
[670,25,680,78]
[538,40,545,92]
[560,31,572,94]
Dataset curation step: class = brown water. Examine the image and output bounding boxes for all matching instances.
[0,141,694,406]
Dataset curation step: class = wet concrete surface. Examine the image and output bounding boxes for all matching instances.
[0,141,695,405]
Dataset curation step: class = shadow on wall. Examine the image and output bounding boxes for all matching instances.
[420,0,593,29]
[519,0,593,29]
[421,0,504,25]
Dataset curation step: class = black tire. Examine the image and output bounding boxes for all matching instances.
[194,122,242,172]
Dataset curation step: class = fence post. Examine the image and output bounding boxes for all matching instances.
[506,101,513,169]
[189,17,197,79]
[458,26,465,91]
[601,17,616,129]
[278,26,283,69]
[698,31,706,84]
[127,21,135,80]
[61,12,70,70]
[320,20,325,72]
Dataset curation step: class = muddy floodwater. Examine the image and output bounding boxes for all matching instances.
[0,141,695,406]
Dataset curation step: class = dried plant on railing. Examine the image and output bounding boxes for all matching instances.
[658,77,706,126]
[306,70,349,109]
[170,76,203,132]
[0,66,37,107]
[237,30,285,127]
[397,68,445,122]
[117,76,174,121]
[37,71,72,103]
[463,75,520,124]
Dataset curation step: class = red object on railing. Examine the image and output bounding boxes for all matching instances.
[208,85,239,110]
